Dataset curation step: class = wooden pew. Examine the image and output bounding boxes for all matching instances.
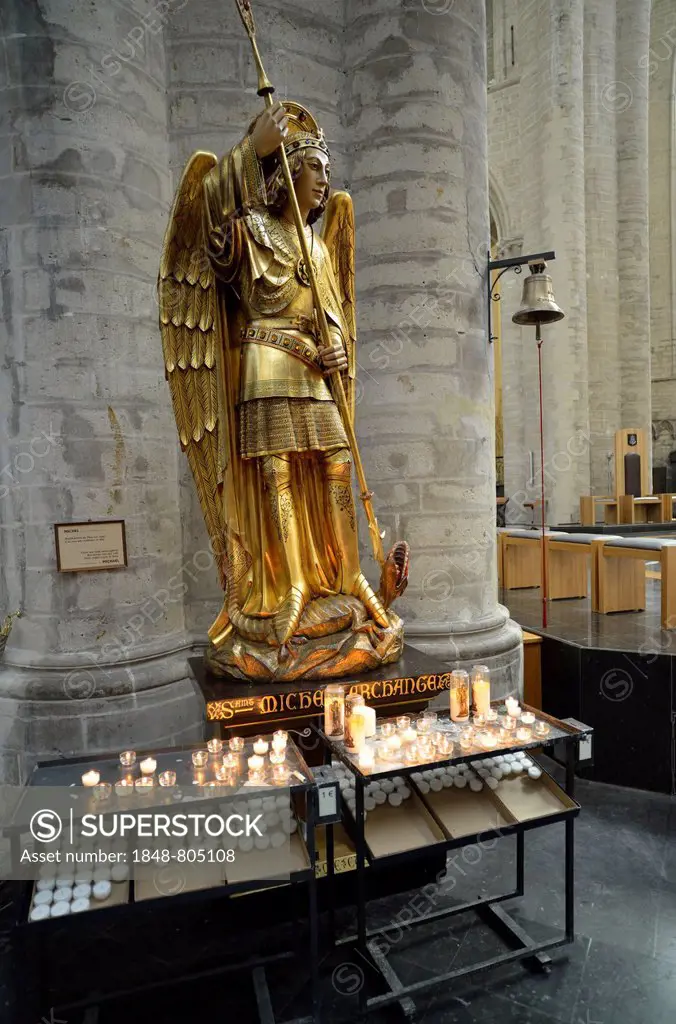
[592,537,676,629]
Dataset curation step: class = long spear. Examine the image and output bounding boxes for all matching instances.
[234,0,385,567]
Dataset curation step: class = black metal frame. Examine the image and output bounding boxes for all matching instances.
[7,745,322,1024]
[316,714,587,1018]
[487,248,556,344]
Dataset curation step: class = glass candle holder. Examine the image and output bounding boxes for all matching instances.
[81,770,100,788]
[503,715,517,732]
[471,664,491,716]
[324,683,346,739]
[385,734,402,756]
[344,694,365,751]
[436,735,454,757]
[272,730,288,752]
[479,731,498,750]
[404,743,420,764]
[520,712,535,727]
[472,713,486,729]
[459,726,474,750]
[207,738,223,755]
[159,770,177,787]
[140,757,157,776]
[380,721,395,738]
[416,715,431,734]
[516,726,533,742]
[450,669,470,722]
[192,750,208,769]
[396,715,411,732]
[417,737,434,760]
[114,779,133,797]
[253,737,269,756]
[248,754,265,774]
[401,727,417,745]
[422,710,438,727]
[134,777,154,794]
[486,707,499,723]
[269,750,286,766]
[119,750,136,769]
[229,736,244,752]
[272,764,289,784]
[497,726,509,743]
[214,764,229,782]
[93,782,112,802]
[534,720,551,738]
[222,752,238,770]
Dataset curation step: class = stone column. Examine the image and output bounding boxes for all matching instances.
[0,0,203,783]
[344,0,522,693]
[617,0,652,447]
[584,0,621,494]
[517,0,591,525]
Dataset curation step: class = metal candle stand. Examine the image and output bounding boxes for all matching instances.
[7,740,321,1024]
[315,708,591,1019]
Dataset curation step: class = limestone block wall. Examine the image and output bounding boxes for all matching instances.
[0,0,202,782]
[164,0,346,639]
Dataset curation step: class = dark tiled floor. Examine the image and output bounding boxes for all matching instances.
[502,577,676,655]
[2,771,675,1023]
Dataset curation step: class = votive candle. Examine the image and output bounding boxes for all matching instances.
[248,754,265,773]
[82,770,100,787]
[191,750,208,768]
[253,737,269,756]
[534,720,551,738]
[404,743,420,764]
[272,730,288,752]
[222,752,238,769]
[401,728,417,745]
[520,712,535,726]
[269,750,285,765]
[134,777,154,793]
[358,747,375,771]
[516,726,532,742]
[471,665,491,716]
[396,715,411,732]
[114,779,133,797]
[207,738,223,755]
[450,669,470,722]
[229,736,244,752]
[159,770,176,787]
[94,782,112,802]
[119,751,136,768]
[140,757,157,776]
[214,765,229,782]
[380,721,395,738]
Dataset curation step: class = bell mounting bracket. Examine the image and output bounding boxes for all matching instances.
[487,249,556,344]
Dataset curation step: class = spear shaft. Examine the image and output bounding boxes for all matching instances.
[234,0,385,567]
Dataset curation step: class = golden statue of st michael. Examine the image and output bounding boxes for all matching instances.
[159,88,409,681]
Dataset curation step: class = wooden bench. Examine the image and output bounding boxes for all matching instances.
[544,532,621,600]
[592,537,676,628]
[499,529,556,590]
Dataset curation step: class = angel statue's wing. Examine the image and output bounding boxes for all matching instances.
[322,190,357,421]
[158,152,225,585]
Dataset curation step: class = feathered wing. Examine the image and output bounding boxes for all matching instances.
[158,152,226,586]
[322,190,357,421]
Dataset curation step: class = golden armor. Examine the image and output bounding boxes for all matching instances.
[159,102,408,680]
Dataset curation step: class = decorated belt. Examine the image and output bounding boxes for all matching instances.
[248,315,317,336]
[240,325,323,372]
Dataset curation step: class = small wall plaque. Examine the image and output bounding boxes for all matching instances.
[54,520,128,572]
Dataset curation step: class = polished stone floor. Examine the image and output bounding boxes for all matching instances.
[2,769,675,1023]
[503,576,673,654]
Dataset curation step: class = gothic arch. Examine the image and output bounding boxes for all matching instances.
[488,171,514,252]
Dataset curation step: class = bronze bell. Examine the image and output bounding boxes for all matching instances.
[512,261,565,326]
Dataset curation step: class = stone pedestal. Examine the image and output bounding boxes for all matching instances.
[344,0,522,695]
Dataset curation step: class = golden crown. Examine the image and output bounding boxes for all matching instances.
[281,101,329,157]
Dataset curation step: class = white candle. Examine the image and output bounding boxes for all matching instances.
[82,770,100,788]
[401,728,417,745]
[253,737,269,755]
[521,712,535,726]
[139,757,156,776]
[248,754,265,773]
[356,706,377,737]
[471,666,491,716]
[272,730,288,751]
[358,747,375,770]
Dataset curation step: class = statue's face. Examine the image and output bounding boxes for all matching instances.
[294,148,330,211]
